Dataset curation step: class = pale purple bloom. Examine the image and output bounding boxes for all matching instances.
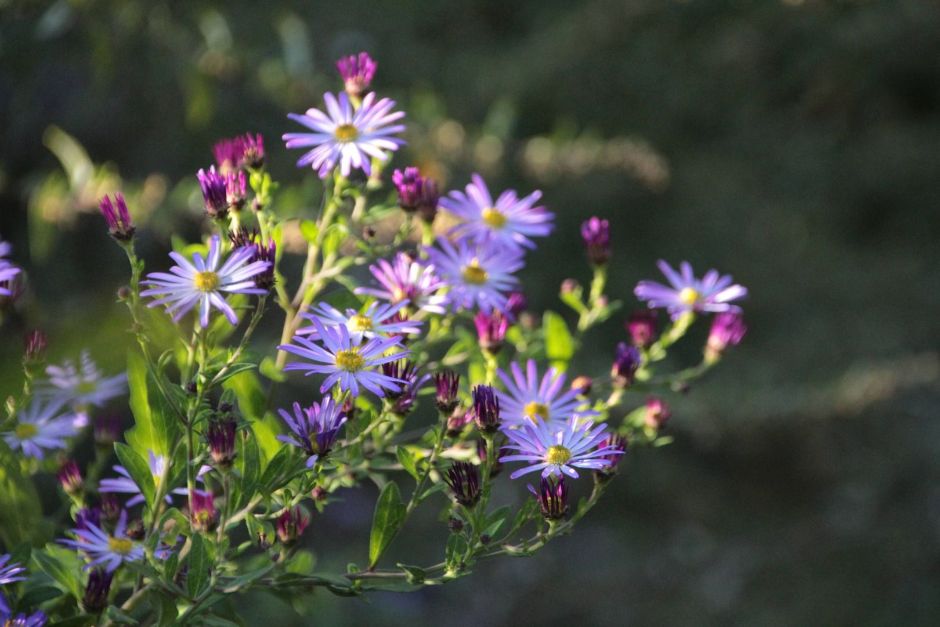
[44,351,126,408]
[276,397,348,466]
[283,91,404,178]
[424,237,523,313]
[0,554,26,585]
[439,174,552,252]
[141,235,270,328]
[500,419,623,480]
[707,311,748,354]
[99,451,188,506]
[355,252,448,315]
[279,319,409,397]
[336,51,377,98]
[634,260,747,318]
[61,510,145,572]
[297,301,421,344]
[0,239,22,297]
[4,398,76,459]
[497,360,594,428]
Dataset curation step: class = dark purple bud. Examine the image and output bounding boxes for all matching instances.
[706,312,747,361]
[444,462,481,508]
[75,507,101,531]
[275,506,310,546]
[197,167,229,219]
[392,167,440,220]
[189,490,217,533]
[99,193,135,241]
[207,415,237,469]
[336,51,377,98]
[23,329,47,364]
[595,435,628,479]
[382,360,427,415]
[94,414,122,448]
[58,459,83,496]
[644,397,671,429]
[213,133,265,172]
[529,476,568,521]
[81,568,113,614]
[434,370,460,414]
[474,310,508,354]
[570,375,593,397]
[626,310,658,348]
[581,216,610,265]
[470,385,500,433]
[611,342,641,388]
[505,292,527,320]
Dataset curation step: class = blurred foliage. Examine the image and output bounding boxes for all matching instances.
[1,0,939,624]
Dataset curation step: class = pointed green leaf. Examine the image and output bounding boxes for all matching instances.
[368,482,406,568]
[0,440,43,546]
[543,310,575,367]
[187,534,211,598]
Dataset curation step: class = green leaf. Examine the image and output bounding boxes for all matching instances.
[259,446,296,491]
[368,482,406,568]
[396,563,425,584]
[0,440,43,546]
[33,544,83,599]
[396,447,419,481]
[211,362,257,385]
[187,535,211,598]
[236,431,261,510]
[114,443,156,509]
[105,605,140,625]
[126,350,179,456]
[259,356,287,383]
[223,370,281,460]
[543,310,575,367]
[299,219,319,243]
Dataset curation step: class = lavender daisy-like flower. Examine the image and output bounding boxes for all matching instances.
[297,301,421,344]
[4,398,76,460]
[355,252,448,315]
[424,237,523,313]
[0,239,22,297]
[60,510,145,573]
[45,351,126,408]
[634,260,747,318]
[497,360,593,428]
[141,235,270,328]
[500,419,623,479]
[279,319,409,397]
[336,51,377,98]
[0,554,26,586]
[283,91,404,178]
[99,451,185,506]
[439,174,553,252]
[276,397,348,466]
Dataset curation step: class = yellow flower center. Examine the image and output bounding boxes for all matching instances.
[523,401,550,423]
[481,207,507,228]
[15,423,37,439]
[350,314,373,331]
[546,445,572,465]
[194,271,220,292]
[108,537,134,555]
[678,287,699,306]
[462,259,488,285]
[335,348,365,372]
[334,123,359,142]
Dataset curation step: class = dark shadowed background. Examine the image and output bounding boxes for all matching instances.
[2,0,939,624]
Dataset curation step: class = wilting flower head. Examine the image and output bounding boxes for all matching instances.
[99,194,135,241]
[440,174,552,252]
[425,237,523,314]
[529,476,569,520]
[207,415,237,469]
[298,300,421,344]
[0,239,21,298]
[500,418,623,479]
[281,319,410,397]
[581,217,610,265]
[189,490,217,533]
[61,510,146,572]
[626,310,658,348]
[434,370,460,414]
[283,91,404,178]
[275,506,310,546]
[706,311,747,361]
[474,309,509,354]
[276,397,348,466]
[45,351,126,408]
[444,462,481,507]
[634,260,747,318]
[355,252,448,315]
[595,435,628,478]
[470,385,500,433]
[196,167,229,219]
[81,568,113,614]
[213,133,265,172]
[0,554,26,585]
[497,360,593,428]
[23,329,47,364]
[229,228,276,291]
[141,235,271,328]
[392,167,440,221]
[4,398,76,459]
[93,414,122,448]
[611,342,641,387]
[336,51,377,98]
[58,459,83,496]
[381,360,429,415]
[644,397,671,429]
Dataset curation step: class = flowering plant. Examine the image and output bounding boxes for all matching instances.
[0,52,747,625]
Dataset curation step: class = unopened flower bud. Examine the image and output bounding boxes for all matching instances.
[275,506,310,546]
[505,292,527,320]
[594,435,628,480]
[474,310,508,354]
[336,51,377,99]
[561,278,580,295]
[705,312,747,363]
[626,310,658,348]
[444,462,481,508]
[207,415,237,469]
[644,397,671,429]
[530,476,568,521]
[434,370,460,414]
[470,385,500,433]
[99,194,135,241]
[581,216,610,265]
[82,569,113,614]
[197,167,229,219]
[392,167,440,221]
[58,459,83,495]
[611,342,641,388]
[189,490,218,533]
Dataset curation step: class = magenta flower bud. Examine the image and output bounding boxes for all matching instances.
[561,278,580,295]
[336,51,377,98]
[275,506,310,546]
[23,329,47,364]
[82,568,113,614]
[444,462,481,508]
[58,459,83,496]
[207,416,237,469]
[529,476,568,521]
[99,194,135,241]
[190,489,217,533]
[434,370,460,414]
[93,414,122,448]
[474,309,508,354]
[644,397,671,429]
[706,312,747,361]
[196,167,229,219]
[214,133,265,172]
[225,170,248,211]
[581,216,610,265]
[392,167,440,221]
[626,310,658,348]
[595,435,628,479]
[611,342,641,387]
[470,385,501,433]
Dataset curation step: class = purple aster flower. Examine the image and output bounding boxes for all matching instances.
[276,397,347,466]
[474,309,509,354]
[424,237,523,313]
[99,194,135,241]
[336,51,377,98]
[439,174,553,252]
[634,260,747,318]
[280,319,409,397]
[44,351,126,408]
[196,167,229,218]
[275,506,310,546]
[81,569,113,614]
[213,133,265,172]
[392,167,440,221]
[434,370,460,414]
[61,510,145,572]
[0,602,46,627]
[611,342,641,387]
[469,385,501,433]
[497,360,593,428]
[355,252,448,315]
[444,462,481,507]
[283,91,404,178]
[4,398,76,459]
[0,239,22,297]
[581,216,610,265]
[500,418,623,480]
[141,235,271,328]
[626,310,658,348]
[0,554,26,585]
[99,450,186,506]
[706,311,747,360]
[382,360,430,416]
[529,476,569,520]
[297,300,421,344]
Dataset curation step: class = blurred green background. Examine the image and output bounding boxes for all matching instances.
[2,0,940,624]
